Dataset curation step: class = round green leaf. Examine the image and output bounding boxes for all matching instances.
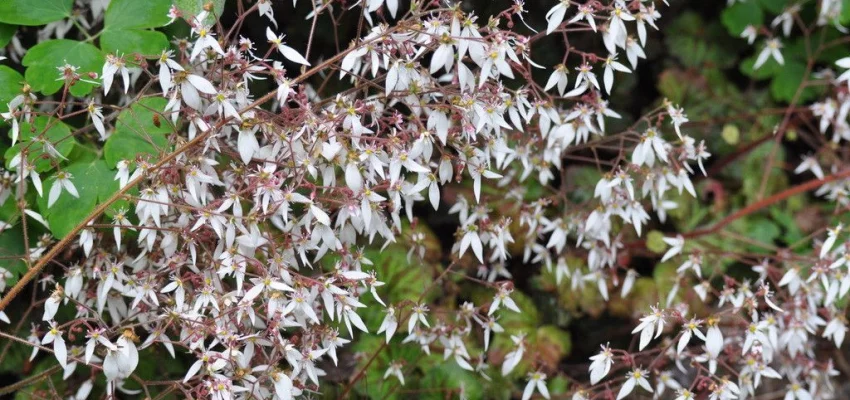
[770,61,820,103]
[0,65,24,105]
[105,0,172,29]
[104,97,173,166]
[721,1,763,36]
[100,29,169,57]
[36,160,118,239]
[0,0,73,26]
[22,40,103,96]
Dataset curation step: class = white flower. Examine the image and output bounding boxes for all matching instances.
[784,383,812,400]
[632,306,665,350]
[522,371,550,400]
[384,361,405,385]
[102,54,130,95]
[271,371,301,400]
[617,368,653,400]
[754,38,784,69]
[190,17,225,61]
[823,317,847,347]
[157,50,184,94]
[661,235,684,262]
[42,288,62,321]
[837,56,850,83]
[489,286,521,315]
[667,104,689,139]
[544,64,569,95]
[87,100,107,140]
[678,318,706,354]
[545,0,570,35]
[48,171,80,207]
[41,322,67,368]
[568,4,597,32]
[821,224,842,258]
[588,344,613,384]
[0,104,19,146]
[675,389,695,400]
[501,334,525,376]
[741,25,757,44]
[377,307,399,343]
[602,54,630,94]
[408,303,430,332]
[705,323,724,359]
[266,27,310,65]
[258,0,277,27]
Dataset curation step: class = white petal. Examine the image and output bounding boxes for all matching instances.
[186,74,217,94]
[279,44,310,66]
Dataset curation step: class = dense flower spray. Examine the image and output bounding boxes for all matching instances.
[0,0,848,399]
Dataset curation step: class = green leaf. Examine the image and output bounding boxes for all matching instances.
[105,0,172,28]
[0,23,16,47]
[646,230,667,254]
[0,65,24,105]
[770,61,820,102]
[745,218,781,250]
[759,0,789,14]
[0,0,73,26]
[104,97,173,166]
[843,0,850,25]
[173,0,227,24]
[22,40,103,96]
[740,53,783,79]
[666,12,740,69]
[100,0,171,56]
[721,1,763,35]
[100,29,169,57]
[4,116,77,173]
[535,325,572,359]
[37,160,118,238]
[0,224,28,286]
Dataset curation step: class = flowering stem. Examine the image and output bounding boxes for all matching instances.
[0,28,396,313]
